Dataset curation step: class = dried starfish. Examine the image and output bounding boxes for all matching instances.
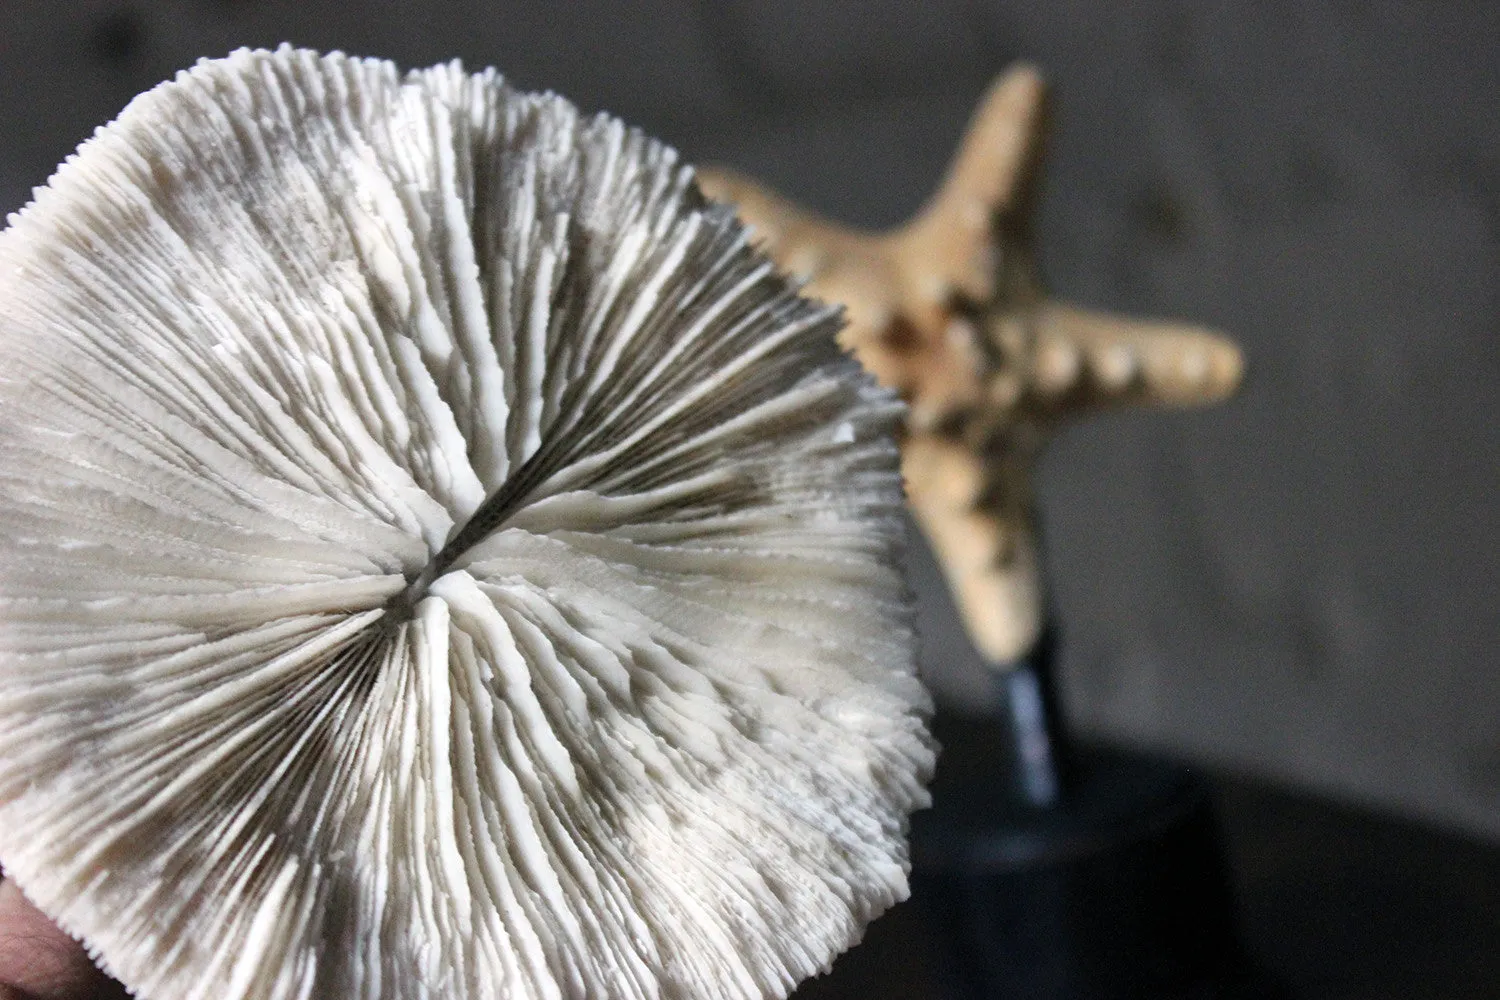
[698,63,1244,665]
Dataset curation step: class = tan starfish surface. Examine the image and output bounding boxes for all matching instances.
[698,63,1244,666]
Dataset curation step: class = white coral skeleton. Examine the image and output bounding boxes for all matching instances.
[0,47,933,1000]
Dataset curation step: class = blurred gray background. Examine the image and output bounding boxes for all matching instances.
[0,0,1495,842]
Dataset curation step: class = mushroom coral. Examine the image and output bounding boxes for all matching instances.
[0,47,933,1000]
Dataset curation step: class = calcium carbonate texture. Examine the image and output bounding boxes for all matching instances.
[0,46,932,1000]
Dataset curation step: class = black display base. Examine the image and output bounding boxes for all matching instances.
[910,714,1288,1000]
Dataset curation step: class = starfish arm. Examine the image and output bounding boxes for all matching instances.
[895,63,1049,309]
[696,167,901,349]
[694,167,876,266]
[903,433,1042,664]
[1028,302,1245,411]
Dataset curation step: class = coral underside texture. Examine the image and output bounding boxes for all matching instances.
[0,47,932,1000]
